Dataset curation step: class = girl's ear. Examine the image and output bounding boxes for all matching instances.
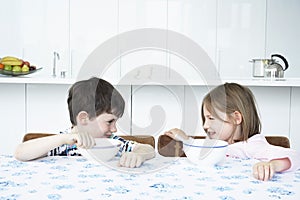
[233,111,242,125]
[76,111,89,125]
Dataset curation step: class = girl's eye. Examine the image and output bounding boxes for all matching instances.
[206,116,214,120]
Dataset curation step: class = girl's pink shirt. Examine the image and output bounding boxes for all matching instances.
[227,134,300,172]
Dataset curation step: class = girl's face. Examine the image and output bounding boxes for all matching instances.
[202,105,240,144]
[78,113,119,138]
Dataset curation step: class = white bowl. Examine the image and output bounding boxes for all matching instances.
[183,138,228,166]
[79,138,122,162]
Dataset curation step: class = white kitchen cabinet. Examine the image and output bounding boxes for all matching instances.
[250,86,290,137]
[167,0,217,83]
[26,84,71,134]
[0,84,25,154]
[183,86,210,135]
[217,0,266,79]
[0,0,23,57]
[20,0,69,77]
[119,0,168,82]
[290,87,300,151]
[113,85,132,136]
[266,0,300,78]
[131,85,184,140]
[69,0,119,81]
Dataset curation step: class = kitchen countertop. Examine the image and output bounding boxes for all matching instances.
[1,74,300,86]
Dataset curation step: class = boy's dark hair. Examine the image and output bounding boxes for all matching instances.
[67,77,125,125]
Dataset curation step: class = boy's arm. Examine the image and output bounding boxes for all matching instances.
[14,134,74,161]
[119,143,155,168]
[132,143,156,160]
[14,132,95,161]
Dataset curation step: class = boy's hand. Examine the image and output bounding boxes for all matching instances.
[69,128,95,149]
[164,128,189,141]
[119,152,145,168]
[119,144,155,168]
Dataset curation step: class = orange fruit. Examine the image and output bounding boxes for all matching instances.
[0,63,4,69]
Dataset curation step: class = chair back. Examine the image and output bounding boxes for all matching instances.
[158,134,290,157]
[22,133,155,148]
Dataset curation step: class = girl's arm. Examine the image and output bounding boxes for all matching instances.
[164,128,190,141]
[253,157,291,181]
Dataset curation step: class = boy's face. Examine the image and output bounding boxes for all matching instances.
[82,112,119,138]
[202,105,236,143]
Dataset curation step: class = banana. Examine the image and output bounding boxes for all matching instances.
[1,56,20,62]
[1,60,22,66]
[1,56,22,66]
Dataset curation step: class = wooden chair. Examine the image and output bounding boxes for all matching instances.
[158,134,290,157]
[22,133,155,148]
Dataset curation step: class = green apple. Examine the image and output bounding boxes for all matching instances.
[12,65,22,72]
[22,64,29,72]
[4,65,12,71]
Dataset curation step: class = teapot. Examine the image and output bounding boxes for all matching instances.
[264,54,289,78]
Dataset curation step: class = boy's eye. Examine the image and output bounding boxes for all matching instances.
[107,119,115,124]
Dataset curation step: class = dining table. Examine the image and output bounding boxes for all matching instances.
[1,153,300,200]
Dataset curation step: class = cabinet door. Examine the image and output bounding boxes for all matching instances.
[0,84,25,154]
[217,0,266,79]
[26,84,71,133]
[113,85,131,136]
[131,85,184,140]
[250,86,290,137]
[266,0,300,78]
[20,0,69,77]
[290,87,300,151]
[184,86,210,136]
[119,0,168,83]
[70,0,119,81]
[168,0,217,83]
[0,0,23,57]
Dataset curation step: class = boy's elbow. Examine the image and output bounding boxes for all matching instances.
[13,145,32,162]
[14,149,26,162]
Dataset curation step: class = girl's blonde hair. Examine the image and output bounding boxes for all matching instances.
[201,83,261,141]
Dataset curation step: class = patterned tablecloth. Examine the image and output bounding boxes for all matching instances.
[1,154,300,200]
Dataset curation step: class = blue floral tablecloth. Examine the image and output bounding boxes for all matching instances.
[1,154,300,200]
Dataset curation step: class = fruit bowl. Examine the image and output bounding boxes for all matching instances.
[183,138,228,166]
[0,67,42,77]
[79,138,122,163]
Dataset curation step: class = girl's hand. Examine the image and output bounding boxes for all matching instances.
[252,161,276,181]
[164,128,189,141]
[253,158,291,181]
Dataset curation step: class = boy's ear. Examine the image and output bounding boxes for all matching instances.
[233,111,242,125]
[77,111,89,125]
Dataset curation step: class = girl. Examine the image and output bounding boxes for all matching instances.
[165,82,300,181]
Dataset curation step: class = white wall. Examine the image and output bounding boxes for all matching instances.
[1,0,300,154]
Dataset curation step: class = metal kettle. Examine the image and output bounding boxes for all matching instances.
[264,54,289,78]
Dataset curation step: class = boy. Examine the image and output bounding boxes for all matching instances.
[14,77,155,168]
